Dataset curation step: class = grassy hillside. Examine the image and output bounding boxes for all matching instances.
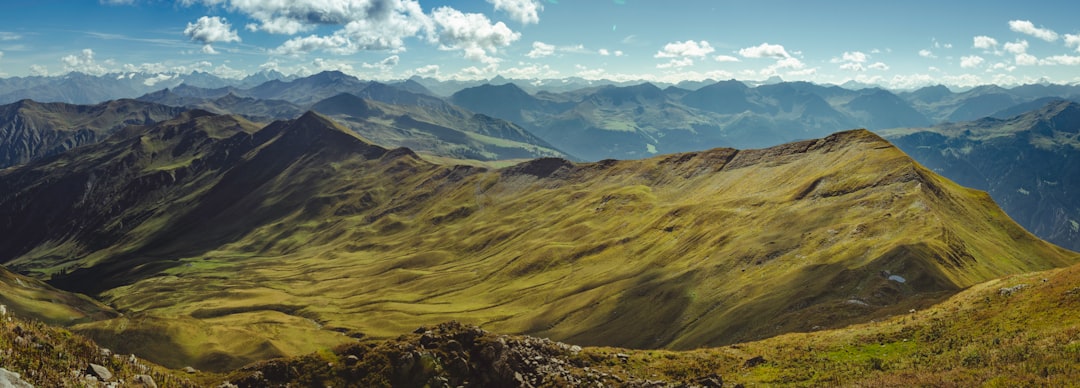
[0,265,117,326]
[219,261,1080,387]
[0,111,1074,370]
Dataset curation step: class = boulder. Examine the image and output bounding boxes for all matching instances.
[0,368,33,388]
[86,363,113,381]
[133,374,158,388]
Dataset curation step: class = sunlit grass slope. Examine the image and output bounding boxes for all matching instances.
[0,110,1074,370]
[236,261,1080,387]
[0,264,117,325]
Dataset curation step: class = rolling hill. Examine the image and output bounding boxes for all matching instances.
[0,111,1073,371]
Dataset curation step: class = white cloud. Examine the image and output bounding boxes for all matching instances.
[362,55,399,71]
[1040,55,1080,66]
[1066,34,1080,52]
[210,63,246,79]
[614,50,624,57]
[868,62,889,71]
[201,45,218,54]
[311,58,355,74]
[842,51,868,63]
[0,32,20,41]
[1015,53,1037,66]
[973,35,999,50]
[1003,40,1029,55]
[486,0,543,24]
[1008,20,1058,42]
[714,55,739,62]
[833,51,870,71]
[122,62,169,73]
[990,62,1016,72]
[0,51,3,61]
[840,62,864,71]
[657,57,694,69]
[29,64,49,76]
[527,41,555,58]
[960,55,984,68]
[194,0,432,55]
[774,57,805,70]
[738,42,790,58]
[184,16,240,48]
[100,0,135,4]
[413,64,439,77]
[61,48,109,75]
[655,40,714,58]
[432,6,520,64]
[143,73,178,87]
[500,63,559,79]
[598,48,609,56]
[918,49,936,58]
[272,34,352,56]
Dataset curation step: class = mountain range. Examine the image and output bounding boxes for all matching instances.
[0,110,1073,371]
[0,99,184,168]
[882,100,1080,251]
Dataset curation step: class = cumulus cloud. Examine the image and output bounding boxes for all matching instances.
[973,35,999,50]
[833,51,871,71]
[655,40,714,58]
[657,57,694,69]
[486,0,543,24]
[738,42,790,58]
[500,63,559,79]
[311,57,355,74]
[714,55,739,62]
[432,7,520,64]
[188,0,433,55]
[1040,55,1080,66]
[29,65,49,76]
[1015,53,1037,66]
[960,55,985,68]
[61,48,109,75]
[868,62,889,71]
[413,64,439,77]
[527,41,555,58]
[362,55,399,71]
[918,49,936,58]
[143,73,178,87]
[1066,34,1080,52]
[184,16,240,44]
[840,62,864,72]
[272,35,351,56]
[1008,20,1058,42]
[1003,40,1029,55]
[841,51,868,63]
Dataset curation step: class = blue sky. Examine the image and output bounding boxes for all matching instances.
[1,0,1078,88]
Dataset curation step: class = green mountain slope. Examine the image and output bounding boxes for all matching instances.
[882,100,1080,251]
[0,113,1073,371]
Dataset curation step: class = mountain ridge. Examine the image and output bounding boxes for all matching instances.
[2,113,1073,369]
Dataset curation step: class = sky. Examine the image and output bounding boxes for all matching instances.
[0,0,1079,89]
